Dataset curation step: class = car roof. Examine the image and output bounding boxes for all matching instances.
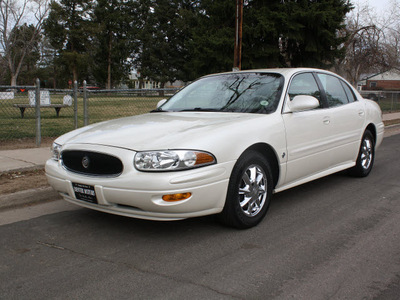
[205,68,336,78]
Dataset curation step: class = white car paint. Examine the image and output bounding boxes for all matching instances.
[45,68,384,226]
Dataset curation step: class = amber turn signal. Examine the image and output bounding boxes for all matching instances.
[162,192,192,202]
[194,152,215,165]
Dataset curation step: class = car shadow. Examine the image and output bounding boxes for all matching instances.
[49,169,374,238]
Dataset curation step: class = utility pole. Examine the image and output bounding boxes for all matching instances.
[233,0,243,71]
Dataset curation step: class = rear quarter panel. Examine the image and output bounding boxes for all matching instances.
[363,99,384,148]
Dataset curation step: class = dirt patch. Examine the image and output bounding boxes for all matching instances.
[384,119,400,127]
[0,169,48,195]
[385,124,400,137]
[0,137,54,151]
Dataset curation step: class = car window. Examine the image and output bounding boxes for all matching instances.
[317,73,349,107]
[160,73,285,114]
[288,73,321,107]
[340,80,356,103]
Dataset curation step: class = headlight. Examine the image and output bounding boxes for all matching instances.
[51,143,62,161]
[134,150,216,171]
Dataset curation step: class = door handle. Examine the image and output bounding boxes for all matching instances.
[323,117,330,125]
[359,110,365,117]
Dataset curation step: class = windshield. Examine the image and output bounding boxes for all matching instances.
[158,73,284,114]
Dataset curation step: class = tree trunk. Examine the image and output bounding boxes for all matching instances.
[106,32,113,90]
[72,65,78,84]
[11,75,17,87]
[8,53,24,86]
[159,82,165,97]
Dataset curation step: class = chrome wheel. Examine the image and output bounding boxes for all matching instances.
[360,137,373,170]
[238,164,267,217]
[348,130,375,177]
[220,150,273,228]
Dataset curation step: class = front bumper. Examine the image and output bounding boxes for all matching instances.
[45,144,234,220]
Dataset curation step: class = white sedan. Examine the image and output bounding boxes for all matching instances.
[45,68,384,228]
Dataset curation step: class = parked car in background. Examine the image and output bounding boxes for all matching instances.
[46,68,384,228]
[79,86,100,90]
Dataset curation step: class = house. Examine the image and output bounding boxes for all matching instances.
[127,69,185,90]
[128,70,161,89]
[359,68,400,91]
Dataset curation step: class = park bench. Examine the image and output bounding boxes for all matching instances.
[13,103,70,118]
[13,90,72,118]
[0,91,14,99]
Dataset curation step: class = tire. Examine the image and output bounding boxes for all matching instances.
[349,130,375,177]
[219,151,273,229]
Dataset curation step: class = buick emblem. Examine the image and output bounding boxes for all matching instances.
[82,156,90,169]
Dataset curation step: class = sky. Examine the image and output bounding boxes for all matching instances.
[359,0,396,14]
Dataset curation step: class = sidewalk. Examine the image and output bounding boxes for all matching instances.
[0,146,51,173]
[0,145,56,211]
[1,112,400,174]
[382,111,400,121]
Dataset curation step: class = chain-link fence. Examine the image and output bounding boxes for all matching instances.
[0,84,75,144]
[1,82,399,147]
[359,90,400,112]
[85,88,176,125]
[0,81,179,146]
[0,86,35,141]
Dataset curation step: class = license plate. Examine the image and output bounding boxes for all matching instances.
[72,183,97,204]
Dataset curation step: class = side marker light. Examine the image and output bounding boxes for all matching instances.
[162,193,192,202]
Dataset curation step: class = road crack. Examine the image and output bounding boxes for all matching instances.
[37,241,66,250]
[36,240,244,299]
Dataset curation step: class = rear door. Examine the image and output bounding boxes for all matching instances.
[315,73,365,167]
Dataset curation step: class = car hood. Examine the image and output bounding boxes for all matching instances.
[57,112,264,151]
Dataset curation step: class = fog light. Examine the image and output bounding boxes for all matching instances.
[162,193,192,202]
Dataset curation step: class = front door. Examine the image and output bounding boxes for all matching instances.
[282,72,334,186]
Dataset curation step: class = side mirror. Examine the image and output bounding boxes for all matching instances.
[157,99,167,108]
[289,95,319,112]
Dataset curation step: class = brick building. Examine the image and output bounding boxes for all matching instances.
[360,68,400,91]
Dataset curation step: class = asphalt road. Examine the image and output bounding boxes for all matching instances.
[1,134,399,299]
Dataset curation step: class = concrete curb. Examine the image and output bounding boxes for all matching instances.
[386,123,400,128]
[2,165,45,174]
[0,186,61,211]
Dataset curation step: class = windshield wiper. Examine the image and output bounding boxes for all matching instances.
[150,108,167,113]
[179,107,222,112]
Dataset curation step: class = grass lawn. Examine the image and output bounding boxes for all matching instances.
[0,92,163,141]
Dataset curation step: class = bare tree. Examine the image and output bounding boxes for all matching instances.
[336,3,385,86]
[336,0,400,86]
[381,0,400,69]
[0,0,50,86]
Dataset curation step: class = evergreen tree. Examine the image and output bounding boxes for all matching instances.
[186,0,236,79]
[242,0,285,69]
[40,0,353,86]
[135,0,195,85]
[188,0,352,76]
[281,0,352,68]
[44,0,93,84]
[91,0,137,89]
